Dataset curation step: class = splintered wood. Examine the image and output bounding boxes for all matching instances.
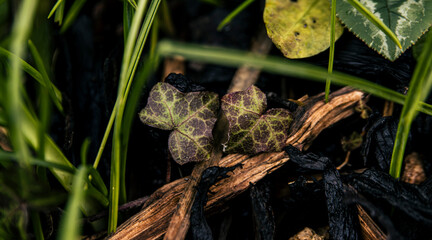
[108,87,366,240]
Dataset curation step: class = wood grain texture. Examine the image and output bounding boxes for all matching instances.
[108,87,366,240]
[357,204,386,240]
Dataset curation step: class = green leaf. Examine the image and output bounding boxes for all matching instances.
[345,0,402,49]
[221,85,292,154]
[264,0,344,59]
[139,82,219,165]
[336,0,432,61]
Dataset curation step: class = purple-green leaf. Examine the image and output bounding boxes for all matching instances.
[221,85,292,154]
[139,82,219,165]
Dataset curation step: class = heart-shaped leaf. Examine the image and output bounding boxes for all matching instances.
[221,85,292,154]
[336,0,432,61]
[139,82,219,165]
[264,0,344,59]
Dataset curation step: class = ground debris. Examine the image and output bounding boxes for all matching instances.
[165,73,206,93]
[288,227,325,240]
[347,168,432,239]
[285,145,359,240]
[361,116,402,171]
[189,165,239,240]
[250,181,275,240]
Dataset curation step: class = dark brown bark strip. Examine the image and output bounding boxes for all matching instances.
[108,87,366,240]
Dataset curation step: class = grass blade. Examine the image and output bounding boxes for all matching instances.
[217,0,255,31]
[54,0,66,25]
[19,106,106,215]
[57,166,88,240]
[128,0,137,9]
[0,47,63,102]
[28,40,63,112]
[389,31,432,179]
[157,40,432,116]
[107,0,150,232]
[346,0,402,49]
[108,0,161,232]
[123,0,135,43]
[0,150,75,173]
[325,0,337,102]
[31,211,44,240]
[47,0,64,19]
[60,0,87,33]
[6,0,38,167]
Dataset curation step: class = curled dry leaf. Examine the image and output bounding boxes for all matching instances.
[221,85,292,154]
[139,82,219,165]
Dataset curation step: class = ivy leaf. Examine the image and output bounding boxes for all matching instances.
[336,0,432,61]
[139,82,219,165]
[264,0,344,59]
[221,85,292,154]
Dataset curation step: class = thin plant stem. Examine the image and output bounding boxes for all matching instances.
[60,0,87,33]
[325,0,337,103]
[217,0,255,31]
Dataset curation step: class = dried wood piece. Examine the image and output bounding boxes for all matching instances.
[382,101,394,117]
[356,204,386,240]
[163,150,223,240]
[288,227,325,240]
[108,87,366,240]
[162,56,185,80]
[227,26,272,93]
[401,152,426,185]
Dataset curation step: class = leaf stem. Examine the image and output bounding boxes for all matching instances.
[326,0,337,102]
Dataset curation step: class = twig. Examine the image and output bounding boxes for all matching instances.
[227,25,272,93]
[357,204,386,240]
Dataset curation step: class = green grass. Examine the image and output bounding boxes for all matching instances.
[326,0,337,102]
[57,166,89,240]
[107,0,161,232]
[156,40,432,116]
[217,0,255,31]
[389,31,432,179]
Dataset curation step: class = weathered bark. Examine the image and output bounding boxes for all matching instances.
[108,87,367,240]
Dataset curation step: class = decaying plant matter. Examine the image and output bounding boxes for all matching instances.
[109,87,367,239]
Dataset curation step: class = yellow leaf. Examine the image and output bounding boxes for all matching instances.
[264,0,344,58]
